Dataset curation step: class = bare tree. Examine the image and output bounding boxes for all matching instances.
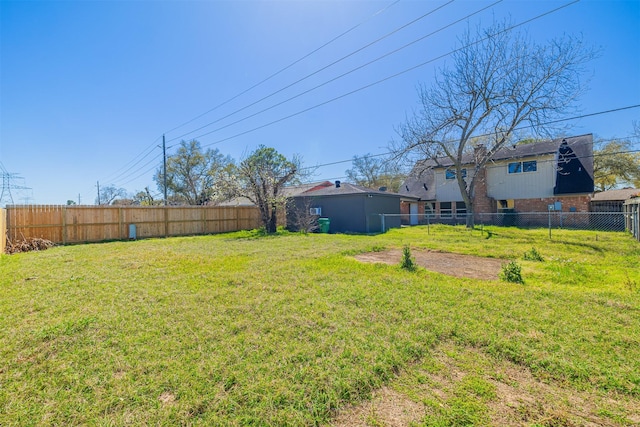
[346,154,405,192]
[394,21,596,227]
[96,185,127,205]
[286,197,319,234]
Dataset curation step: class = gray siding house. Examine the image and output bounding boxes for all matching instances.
[288,181,414,233]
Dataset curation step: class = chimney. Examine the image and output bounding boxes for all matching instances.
[335,180,341,188]
[474,144,487,162]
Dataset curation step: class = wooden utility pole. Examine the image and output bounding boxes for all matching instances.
[163,134,167,206]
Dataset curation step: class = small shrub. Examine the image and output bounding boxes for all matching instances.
[400,245,417,271]
[523,247,544,262]
[501,260,523,284]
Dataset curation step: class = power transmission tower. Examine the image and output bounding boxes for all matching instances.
[0,171,32,206]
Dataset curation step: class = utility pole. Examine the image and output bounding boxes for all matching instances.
[163,134,167,206]
[78,193,81,205]
[96,181,101,205]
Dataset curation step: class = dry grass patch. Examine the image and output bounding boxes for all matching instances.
[330,386,424,427]
[331,342,640,426]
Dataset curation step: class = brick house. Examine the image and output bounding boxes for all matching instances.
[398,134,594,224]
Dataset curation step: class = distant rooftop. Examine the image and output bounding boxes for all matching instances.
[591,188,640,202]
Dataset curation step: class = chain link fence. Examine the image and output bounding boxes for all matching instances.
[377,211,629,234]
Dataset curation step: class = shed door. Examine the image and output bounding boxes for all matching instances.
[409,203,419,225]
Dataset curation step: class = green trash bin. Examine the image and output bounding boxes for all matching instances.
[318,217,330,233]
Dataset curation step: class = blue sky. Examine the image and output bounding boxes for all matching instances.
[1,0,639,205]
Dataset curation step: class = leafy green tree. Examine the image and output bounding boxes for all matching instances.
[345,154,404,192]
[155,140,232,205]
[133,187,161,206]
[393,21,595,227]
[593,138,640,191]
[221,145,300,233]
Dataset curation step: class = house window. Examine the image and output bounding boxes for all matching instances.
[440,202,452,218]
[508,162,522,174]
[523,160,537,172]
[445,168,467,180]
[424,202,435,218]
[455,201,467,218]
[508,160,537,174]
[499,199,515,209]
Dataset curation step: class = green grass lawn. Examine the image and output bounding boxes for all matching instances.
[1,225,639,426]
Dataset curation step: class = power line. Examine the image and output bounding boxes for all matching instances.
[1,171,31,206]
[81,0,607,199]
[302,136,640,188]
[162,0,401,137]
[111,152,164,188]
[193,0,580,149]
[98,136,162,185]
[90,0,560,189]
[301,105,640,173]
[171,0,500,145]
[167,0,459,143]
[88,1,403,196]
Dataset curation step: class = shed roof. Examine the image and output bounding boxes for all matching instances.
[591,188,640,202]
[215,181,334,206]
[297,181,413,198]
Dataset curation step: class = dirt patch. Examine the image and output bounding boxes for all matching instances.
[354,249,504,280]
[158,391,176,406]
[330,343,639,427]
[330,386,424,427]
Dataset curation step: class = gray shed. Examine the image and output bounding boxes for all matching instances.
[288,181,415,233]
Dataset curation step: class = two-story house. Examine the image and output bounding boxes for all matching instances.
[398,134,594,224]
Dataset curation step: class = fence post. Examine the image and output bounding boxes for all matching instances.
[202,206,207,235]
[0,208,6,254]
[119,207,124,240]
[164,206,169,237]
[62,206,67,245]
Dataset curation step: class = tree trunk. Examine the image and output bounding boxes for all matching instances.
[466,204,475,228]
[266,211,277,233]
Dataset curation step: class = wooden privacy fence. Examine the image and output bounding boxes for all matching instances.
[5,205,263,245]
[0,208,6,253]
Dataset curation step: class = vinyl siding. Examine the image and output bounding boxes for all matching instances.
[433,169,474,201]
[486,155,556,200]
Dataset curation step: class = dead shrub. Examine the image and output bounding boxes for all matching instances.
[5,237,55,254]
